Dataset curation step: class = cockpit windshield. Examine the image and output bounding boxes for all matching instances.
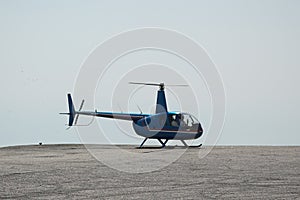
[179,113,199,127]
[168,113,199,128]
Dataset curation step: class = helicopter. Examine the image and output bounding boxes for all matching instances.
[60,82,203,148]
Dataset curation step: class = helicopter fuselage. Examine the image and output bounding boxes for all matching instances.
[132,112,203,140]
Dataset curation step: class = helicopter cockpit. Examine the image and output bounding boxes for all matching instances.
[168,113,200,131]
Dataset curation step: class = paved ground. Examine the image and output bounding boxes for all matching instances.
[0,145,299,199]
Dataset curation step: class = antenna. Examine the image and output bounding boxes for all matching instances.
[135,102,143,114]
[117,103,124,113]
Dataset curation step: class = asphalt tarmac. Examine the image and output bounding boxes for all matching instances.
[0,145,299,199]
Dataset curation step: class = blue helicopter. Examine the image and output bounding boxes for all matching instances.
[61,82,203,148]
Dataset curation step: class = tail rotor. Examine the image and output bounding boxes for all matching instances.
[74,99,85,125]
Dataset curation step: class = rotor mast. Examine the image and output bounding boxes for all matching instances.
[156,83,168,113]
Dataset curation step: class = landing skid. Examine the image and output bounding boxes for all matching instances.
[180,140,202,148]
[138,138,202,148]
[188,143,202,148]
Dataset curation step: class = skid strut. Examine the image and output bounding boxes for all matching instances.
[139,138,148,148]
[157,139,169,147]
[180,140,188,147]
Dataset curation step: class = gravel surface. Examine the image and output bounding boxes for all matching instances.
[0,145,299,199]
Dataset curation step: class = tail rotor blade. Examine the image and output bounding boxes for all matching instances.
[78,100,85,111]
[74,114,79,125]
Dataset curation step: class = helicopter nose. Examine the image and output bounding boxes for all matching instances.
[198,124,203,131]
[196,124,203,138]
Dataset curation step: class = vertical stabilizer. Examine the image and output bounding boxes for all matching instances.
[67,93,75,126]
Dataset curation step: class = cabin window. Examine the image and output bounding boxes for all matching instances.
[159,115,165,126]
[170,114,179,127]
[141,119,146,126]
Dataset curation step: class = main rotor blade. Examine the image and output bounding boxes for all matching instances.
[129,82,188,87]
[164,84,189,87]
[129,82,161,86]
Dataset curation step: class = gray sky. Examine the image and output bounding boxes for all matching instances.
[1,0,299,147]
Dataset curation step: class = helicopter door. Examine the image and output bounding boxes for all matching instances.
[179,113,200,132]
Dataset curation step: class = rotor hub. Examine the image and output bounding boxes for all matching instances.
[159,83,165,90]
